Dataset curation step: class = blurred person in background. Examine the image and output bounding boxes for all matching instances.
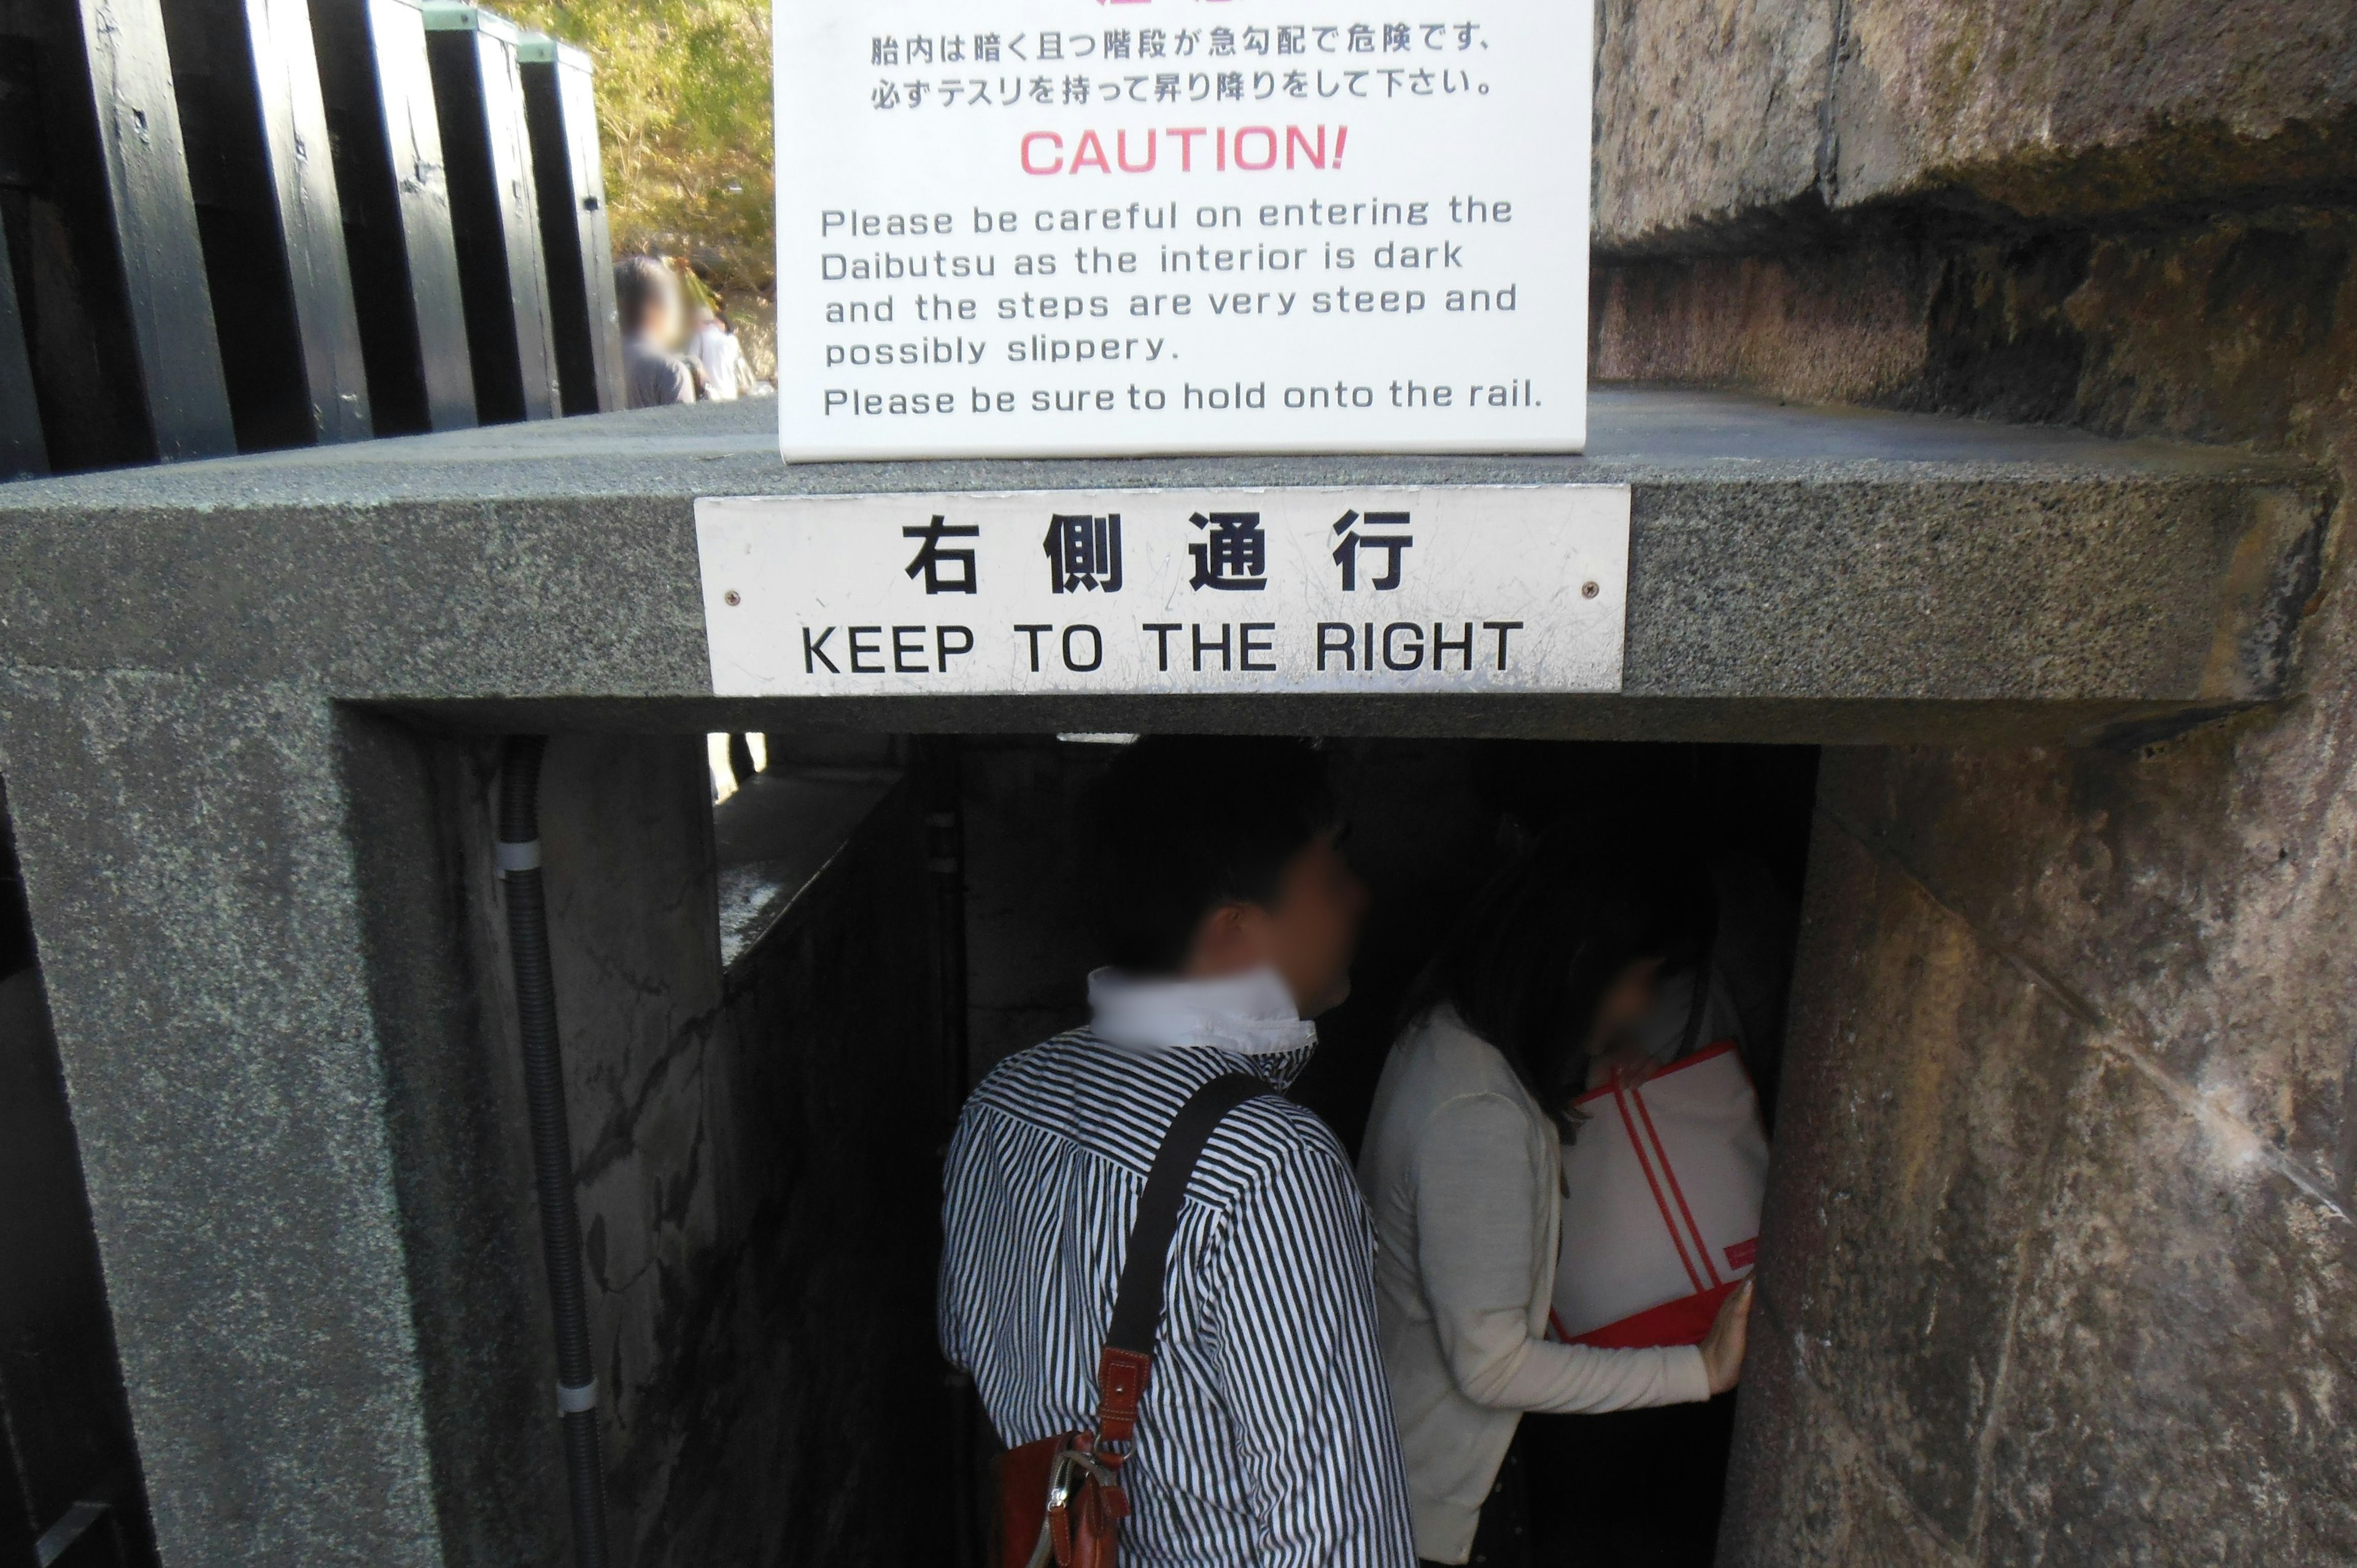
[690,301,750,401]
[615,255,696,408]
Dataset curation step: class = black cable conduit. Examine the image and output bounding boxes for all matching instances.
[498,736,611,1568]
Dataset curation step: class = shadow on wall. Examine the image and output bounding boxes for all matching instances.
[524,740,951,1567]
[352,727,956,1568]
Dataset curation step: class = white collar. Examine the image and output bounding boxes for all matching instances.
[1086,966,1318,1058]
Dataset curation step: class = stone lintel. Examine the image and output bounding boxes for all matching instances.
[0,388,2330,1564]
[0,390,2328,744]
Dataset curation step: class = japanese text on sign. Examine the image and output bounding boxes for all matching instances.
[775,0,1592,458]
[697,487,1630,695]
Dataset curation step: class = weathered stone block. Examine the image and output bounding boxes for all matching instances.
[1720,1289,1972,1567]
[1595,209,2357,490]
[1732,684,2357,1564]
[1983,1049,2357,1561]
[1828,707,2356,1206]
[1592,247,1935,401]
[1592,0,2357,250]
[1740,813,2083,1541]
[0,677,444,1566]
[1833,0,2357,218]
[1592,0,1836,254]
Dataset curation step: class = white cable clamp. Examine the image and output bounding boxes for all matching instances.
[555,1378,598,1416]
[496,839,543,875]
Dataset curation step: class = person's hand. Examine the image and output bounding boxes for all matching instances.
[1699,1280,1753,1395]
[1585,1044,1662,1092]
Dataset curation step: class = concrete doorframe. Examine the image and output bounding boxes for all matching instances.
[0,393,2337,1565]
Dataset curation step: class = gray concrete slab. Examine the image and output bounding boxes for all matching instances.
[0,382,2310,502]
[0,387,2332,1564]
[0,388,2331,742]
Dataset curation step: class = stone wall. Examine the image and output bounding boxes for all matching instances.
[1593,210,2357,450]
[1593,0,2356,255]
[1737,739,2357,1563]
[356,728,950,1567]
[1591,0,2357,452]
[1587,1,2357,1560]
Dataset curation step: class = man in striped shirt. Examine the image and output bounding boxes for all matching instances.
[940,737,1416,1566]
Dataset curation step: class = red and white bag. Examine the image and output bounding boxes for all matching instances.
[1550,1041,1768,1349]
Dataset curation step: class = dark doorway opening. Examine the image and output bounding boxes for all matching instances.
[950,733,1817,1567]
[961,736,1815,1135]
[438,727,1819,1566]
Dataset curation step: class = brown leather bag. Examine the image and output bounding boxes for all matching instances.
[995,1075,1265,1568]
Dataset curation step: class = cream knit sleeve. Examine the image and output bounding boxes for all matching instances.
[1412,1092,1712,1415]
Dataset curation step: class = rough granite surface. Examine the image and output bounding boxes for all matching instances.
[0,406,2334,1563]
[1593,0,1836,253]
[0,679,446,1566]
[1733,740,2357,1562]
[0,392,2326,744]
[1594,0,2357,252]
[1591,6,2357,1561]
[1833,0,2357,218]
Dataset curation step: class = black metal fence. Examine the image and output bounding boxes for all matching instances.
[0,0,624,480]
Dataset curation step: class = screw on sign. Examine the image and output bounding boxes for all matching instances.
[1582,581,1600,599]
[724,590,742,606]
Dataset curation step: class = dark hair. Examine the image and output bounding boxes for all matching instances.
[1082,736,1339,973]
[1406,832,1714,1129]
[613,255,676,337]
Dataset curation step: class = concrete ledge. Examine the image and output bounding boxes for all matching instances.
[0,387,2334,1566]
[713,762,902,967]
[0,390,2330,743]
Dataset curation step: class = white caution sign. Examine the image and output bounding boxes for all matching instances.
[773,0,1591,459]
[697,487,1628,695]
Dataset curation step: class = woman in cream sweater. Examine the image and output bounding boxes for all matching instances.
[1359,841,1752,1566]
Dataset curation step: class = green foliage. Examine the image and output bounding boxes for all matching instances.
[496,0,773,288]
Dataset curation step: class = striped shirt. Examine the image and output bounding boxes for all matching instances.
[940,1029,1417,1567]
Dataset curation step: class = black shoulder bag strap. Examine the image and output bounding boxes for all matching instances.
[1105,1072,1268,1370]
[1094,1072,1269,1449]
[1024,1072,1268,1568]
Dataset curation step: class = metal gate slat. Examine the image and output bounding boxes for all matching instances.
[310,0,478,434]
[519,33,622,415]
[424,4,559,424]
